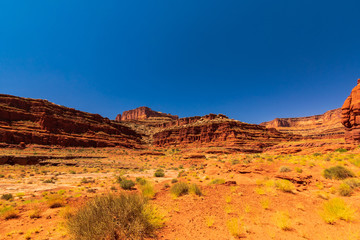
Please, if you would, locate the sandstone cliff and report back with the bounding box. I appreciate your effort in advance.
[341,79,360,144]
[260,109,344,139]
[0,94,143,148]
[116,106,178,121]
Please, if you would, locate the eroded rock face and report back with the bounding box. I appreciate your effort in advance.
[341,79,360,143]
[0,94,143,148]
[261,109,343,139]
[153,117,299,153]
[118,106,178,121]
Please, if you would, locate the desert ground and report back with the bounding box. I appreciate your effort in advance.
[1,139,360,240]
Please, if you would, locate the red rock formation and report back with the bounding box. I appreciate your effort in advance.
[261,109,344,139]
[341,79,360,144]
[118,106,178,121]
[0,94,143,148]
[153,117,298,153]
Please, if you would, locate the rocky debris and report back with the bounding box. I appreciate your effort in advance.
[341,79,360,144]
[275,174,312,186]
[0,94,143,148]
[261,109,344,139]
[117,106,178,121]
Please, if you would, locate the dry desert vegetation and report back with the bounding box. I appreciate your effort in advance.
[1,144,360,240]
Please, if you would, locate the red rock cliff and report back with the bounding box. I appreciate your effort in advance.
[0,94,143,148]
[341,79,360,144]
[118,107,178,121]
[260,109,343,139]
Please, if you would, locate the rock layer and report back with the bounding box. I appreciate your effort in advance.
[0,94,142,148]
[117,106,178,121]
[261,109,344,139]
[341,79,360,144]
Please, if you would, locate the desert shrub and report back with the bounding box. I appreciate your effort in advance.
[120,179,135,190]
[275,180,295,193]
[320,198,355,224]
[1,194,13,201]
[29,205,42,219]
[140,183,156,199]
[295,167,303,173]
[66,193,164,240]
[116,176,124,183]
[231,159,240,165]
[171,179,178,184]
[338,183,353,196]
[46,194,65,208]
[81,177,95,184]
[0,174,4,178]
[323,166,355,180]
[313,152,322,157]
[154,169,165,177]
[279,166,291,173]
[274,211,292,231]
[189,184,202,196]
[210,179,225,185]
[344,178,360,189]
[1,207,19,220]
[205,216,215,228]
[170,182,189,197]
[335,148,348,153]
[136,177,148,185]
[226,218,245,238]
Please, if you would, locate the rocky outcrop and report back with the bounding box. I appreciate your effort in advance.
[341,79,360,144]
[153,117,299,153]
[0,94,143,148]
[117,106,178,121]
[260,109,344,139]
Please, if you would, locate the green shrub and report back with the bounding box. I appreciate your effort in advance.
[231,159,240,165]
[338,183,353,196]
[210,179,225,185]
[140,183,156,199]
[154,169,165,177]
[1,194,13,201]
[136,177,148,185]
[275,180,295,193]
[335,148,348,153]
[46,194,65,208]
[67,194,165,240]
[279,166,291,173]
[170,182,189,197]
[189,184,202,196]
[120,179,135,190]
[323,166,355,180]
[171,179,178,184]
[320,198,355,224]
[344,178,360,189]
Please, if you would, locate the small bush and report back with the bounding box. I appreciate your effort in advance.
[275,180,295,193]
[323,166,355,180]
[226,218,245,238]
[2,208,19,220]
[189,184,202,196]
[1,194,13,201]
[231,159,240,165]
[205,216,215,228]
[210,179,225,185]
[338,183,353,196]
[141,183,156,199]
[29,206,42,219]
[279,166,291,173]
[344,178,360,189]
[136,177,148,185]
[320,198,355,224]
[120,179,135,190]
[46,194,65,208]
[154,169,165,177]
[335,148,348,153]
[66,193,164,240]
[171,179,178,184]
[171,182,189,197]
[274,211,292,231]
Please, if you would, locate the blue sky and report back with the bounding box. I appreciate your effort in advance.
[0,1,359,123]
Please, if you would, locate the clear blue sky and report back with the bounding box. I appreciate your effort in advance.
[1,1,359,123]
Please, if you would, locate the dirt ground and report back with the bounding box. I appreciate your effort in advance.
[0,144,360,240]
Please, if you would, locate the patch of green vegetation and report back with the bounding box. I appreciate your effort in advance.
[67,193,165,240]
[279,166,291,173]
[154,169,165,177]
[209,179,225,185]
[320,198,355,224]
[323,166,355,180]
